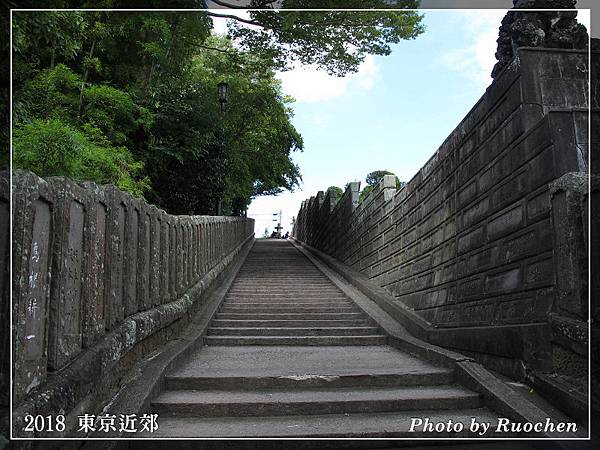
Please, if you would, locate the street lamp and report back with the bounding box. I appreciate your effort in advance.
[217,82,229,113]
[215,81,229,215]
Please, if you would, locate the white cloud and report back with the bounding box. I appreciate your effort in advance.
[438,7,593,89]
[211,18,228,35]
[356,55,378,89]
[208,8,255,35]
[437,10,506,91]
[210,8,380,104]
[277,68,350,103]
[277,55,380,103]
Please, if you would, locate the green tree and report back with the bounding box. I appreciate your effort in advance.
[209,7,424,76]
[365,170,404,188]
[13,63,153,197]
[12,10,87,79]
[359,170,405,203]
[145,36,302,215]
[11,7,424,214]
[326,186,343,204]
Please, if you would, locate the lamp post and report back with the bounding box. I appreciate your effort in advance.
[217,81,229,113]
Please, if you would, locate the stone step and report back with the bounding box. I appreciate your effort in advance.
[223,300,353,305]
[216,312,366,320]
[210,319,373,327]
[225,295,350,301]
[219,306,359,313]
[217,310,360,316]
[226,297,348,302]
[230,282,334,287]
[226,296,348,300]
[221,302,358,312]
[223,300,351,304]
[152,385,481,417]
[218,310,360,316]
[230,286,334,291]
[234,270,326,273]
[168,346,455,379]
[226,292,347,298]
[136,408,503,438]
[227,287,344,292]
[233,275,327,279]
[165,370,454,391]
[234,278,328,281]
[204,336,387,346]
[207,327,381,336]
[232,275,331,279]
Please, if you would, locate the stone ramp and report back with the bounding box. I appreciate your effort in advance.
[144,240,502,438]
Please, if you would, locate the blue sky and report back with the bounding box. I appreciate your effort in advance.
[211,8,591,236]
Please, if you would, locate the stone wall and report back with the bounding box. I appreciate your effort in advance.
[294,48,593,403]
[7,170,253,432]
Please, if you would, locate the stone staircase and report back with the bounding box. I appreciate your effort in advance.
[145,240,501,438]
[205,239,386,345]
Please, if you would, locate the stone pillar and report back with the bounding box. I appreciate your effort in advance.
[347,181,361,209]
[182,221,188,291]
[160,212,170,305]
[187,222,193,286]
[137,206,151,312]
[47,178,87,371]
[201,221,206,273]
[104,185,126,329]
[149,209,161,308]
[79,181,108,348]
[123,201,139,317]
[12,172,54,400]
[192,220,199,281]
[547,171,592,387]
[550,173,588,319]
[169,218,177,301]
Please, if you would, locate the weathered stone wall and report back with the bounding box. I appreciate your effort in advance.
[8,170,254,426]
[294,48,592,395]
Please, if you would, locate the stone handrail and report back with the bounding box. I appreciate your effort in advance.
[7,170,254,416]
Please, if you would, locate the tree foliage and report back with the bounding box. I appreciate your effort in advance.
[13,119,150,196]
[365,170,404,188]
[326,186,343,204]
[11,7,423,214]
[216,7,424,75]
[359,170,405,203]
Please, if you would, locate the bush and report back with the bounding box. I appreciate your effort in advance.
[18,64,81,123]
[13,118,150,197]
[82,84,152,145]
[17,64,152,148]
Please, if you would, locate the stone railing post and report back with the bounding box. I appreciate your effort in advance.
[547,172,591,370]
